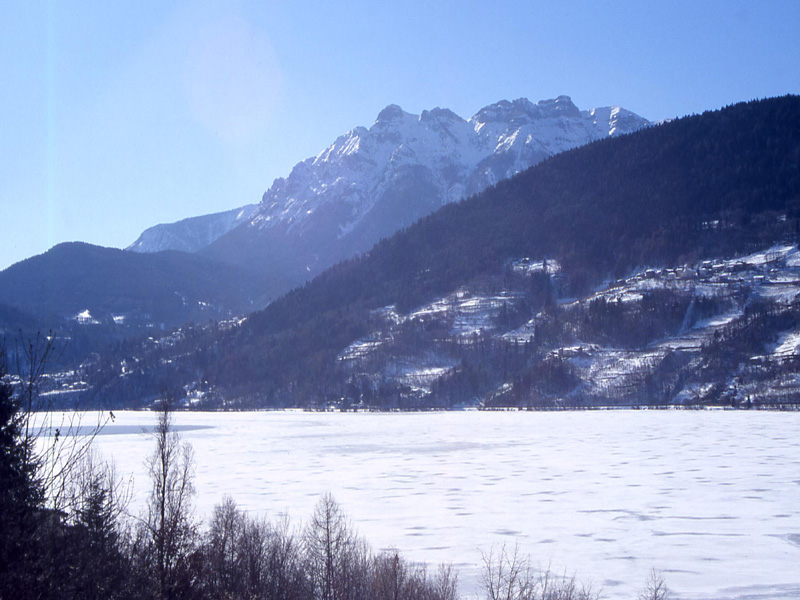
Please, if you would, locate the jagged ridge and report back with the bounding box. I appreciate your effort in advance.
[200,96,649,298]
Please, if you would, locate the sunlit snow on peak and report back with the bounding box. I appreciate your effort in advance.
[243,96,648,278]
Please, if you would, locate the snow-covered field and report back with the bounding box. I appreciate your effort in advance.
[78,410,800,600]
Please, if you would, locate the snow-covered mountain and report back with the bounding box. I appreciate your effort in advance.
[128,204,258,253]
[253,96,647,233]
[202,96,649,297]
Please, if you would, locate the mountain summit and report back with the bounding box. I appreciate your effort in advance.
[199,96,650,298]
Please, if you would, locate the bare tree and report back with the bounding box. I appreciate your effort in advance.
[67,448,132,529]
[257,514,310,600]
[14,332,58,424]
[144,400,198,600]
[431,563,460,600]
[13,332,111,511]
[481,543,599,600]
[481,543,535,600]
[204,495,246,597]
[371,550,458,600]
[304,493,369,600]
[638,568,670,600]
[371,551,414,600]
[66,449,135,600]
[2,345,133,599]
[202,499,311,600]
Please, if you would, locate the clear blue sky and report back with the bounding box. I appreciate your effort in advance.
[1,0,799,271]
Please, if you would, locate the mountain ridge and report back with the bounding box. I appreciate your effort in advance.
[5,95,646,365]
[127,204,258,254]
[0,241,268,337]
[80,96,800,409]
[197,95,649,299]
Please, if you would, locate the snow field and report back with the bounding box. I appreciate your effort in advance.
[76,410,800,600]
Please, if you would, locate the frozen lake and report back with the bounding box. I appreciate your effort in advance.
[75,410,800,600]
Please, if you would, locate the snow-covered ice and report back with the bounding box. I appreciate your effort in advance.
[68,410,800,600]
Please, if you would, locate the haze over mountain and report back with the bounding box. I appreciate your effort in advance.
[197,96,649,297]
[80,96,800,410]
[124,96,649,299]
[0,243,268,367]
[127,204,258,253]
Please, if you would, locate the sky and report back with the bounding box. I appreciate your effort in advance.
[1,0,799,271]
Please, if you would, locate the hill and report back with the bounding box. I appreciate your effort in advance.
[80,96,800,408]
[5,95,647,367]
[0,242,269,366]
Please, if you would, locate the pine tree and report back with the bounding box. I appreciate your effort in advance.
[0,348,45,597]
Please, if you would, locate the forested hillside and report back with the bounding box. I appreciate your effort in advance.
[80,96,800,409]
[0,243,271,366]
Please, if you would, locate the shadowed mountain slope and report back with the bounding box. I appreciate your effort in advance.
[0,242,268,329]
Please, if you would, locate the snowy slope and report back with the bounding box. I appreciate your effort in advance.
[335,243,800,406]
[128,204,258,253]
[202,96,649,293]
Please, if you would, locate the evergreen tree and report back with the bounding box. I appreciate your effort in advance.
[0,349,44,597]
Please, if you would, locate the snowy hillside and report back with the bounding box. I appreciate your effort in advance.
[74,243,800,411]
[202,96,649,293]
[128,204,258,253]
[335,244,800,408]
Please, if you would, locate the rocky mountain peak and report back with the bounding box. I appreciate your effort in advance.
[195,96,650,300]
[536,95,581,118]
[374,104,409,125]
[420,107,463,123]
